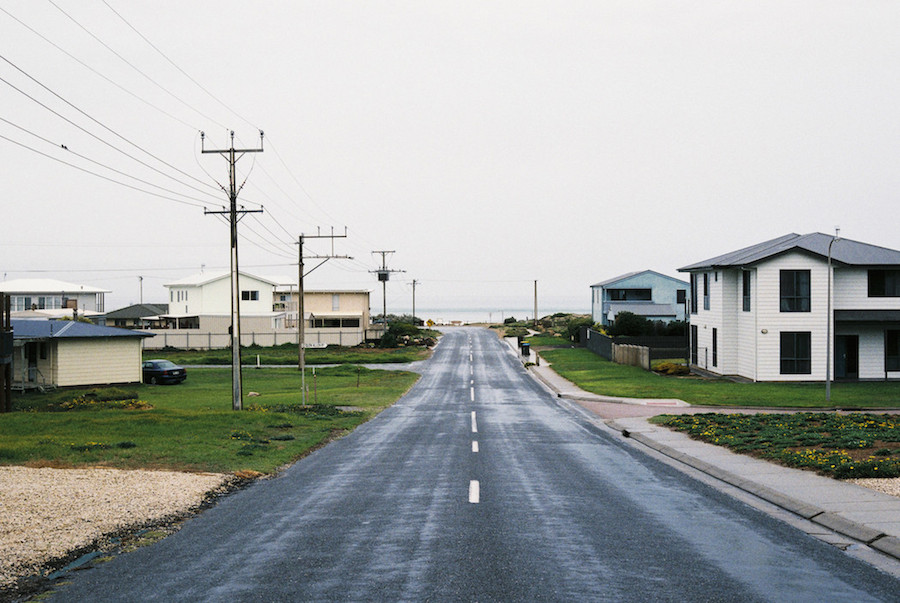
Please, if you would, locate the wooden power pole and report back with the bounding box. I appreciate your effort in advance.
[202,130,264,411]
[296,228,350,403]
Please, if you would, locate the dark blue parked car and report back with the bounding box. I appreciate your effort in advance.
[142,359,187,385]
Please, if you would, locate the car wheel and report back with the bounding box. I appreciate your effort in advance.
[150,376,158,385]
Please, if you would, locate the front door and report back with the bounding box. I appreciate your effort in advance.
[835,335,859,380]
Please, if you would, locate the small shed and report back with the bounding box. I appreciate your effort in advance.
[10,319,152,390]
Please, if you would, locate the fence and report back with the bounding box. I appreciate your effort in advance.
[142,328,364,350]
[580,327,688,371]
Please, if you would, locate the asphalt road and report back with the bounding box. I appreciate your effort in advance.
[50,328,900,602]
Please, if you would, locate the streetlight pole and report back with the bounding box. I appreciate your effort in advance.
[826,228,840,402]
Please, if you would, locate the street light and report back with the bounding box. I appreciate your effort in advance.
[826,228,840,402]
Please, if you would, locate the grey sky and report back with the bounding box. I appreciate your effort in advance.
[3,1,899,315]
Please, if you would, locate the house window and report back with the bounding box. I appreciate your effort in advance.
[868,270,900,297]
[712,328,718,367]
[780,270,810,312]
[241,290,259,301]
[703,273,710,311]
[608,289,652,301]
[886,330,900,372]
[742,271,751,312]
[332,294,340,311]
[691,325,698,364]
[690,275,698,314]
[780,332,811,374]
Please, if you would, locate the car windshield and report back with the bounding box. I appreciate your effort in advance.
[152,360,178,369]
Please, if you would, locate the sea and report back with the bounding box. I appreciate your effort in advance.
[399,308,587,326]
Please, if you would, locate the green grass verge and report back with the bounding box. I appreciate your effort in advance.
[524,334,573,347]
[145,343,430,366]
[540,348,900,408]
[654,413,900,478]
[0,366,418,474]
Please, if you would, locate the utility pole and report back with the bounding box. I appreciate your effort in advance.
[370,251,405,335]
[202,130,264,411]
[534,280,538,328]
[1,295,12,413]
[138,276,143,305]
[296,228,350,403]
[411,279,418,326]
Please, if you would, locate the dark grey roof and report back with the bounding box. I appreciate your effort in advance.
[11,319,152,340]
[592,269,688,288]
[103,303,169,319]
[679,233,900,271]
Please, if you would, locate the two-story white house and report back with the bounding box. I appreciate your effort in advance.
[0,278,109,315]
[590,270,689,326]
[679,233,900,382]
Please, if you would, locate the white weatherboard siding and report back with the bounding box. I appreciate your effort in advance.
[755,252,829,381]
[736,269,758,380]
[55,339,142,387]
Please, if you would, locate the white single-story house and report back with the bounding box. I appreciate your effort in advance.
[10,319,151,389]
[591,270,689,326]
[679,232,900,382]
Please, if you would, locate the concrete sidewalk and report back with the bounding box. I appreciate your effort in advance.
[607,416,900,563]
[519,348,900,565]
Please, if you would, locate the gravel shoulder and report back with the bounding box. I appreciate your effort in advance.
[0,466,230,592]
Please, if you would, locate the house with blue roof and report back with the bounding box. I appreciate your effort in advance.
[678,232,900,382]
[10,319,151,390]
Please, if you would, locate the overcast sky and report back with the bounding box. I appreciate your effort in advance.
[3,1,900,316]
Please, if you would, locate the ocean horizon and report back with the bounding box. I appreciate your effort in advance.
[392,307,588,325]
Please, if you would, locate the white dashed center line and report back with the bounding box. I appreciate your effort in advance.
[469,480,480,504]
[472,441,479,453]
[471,411,478,433]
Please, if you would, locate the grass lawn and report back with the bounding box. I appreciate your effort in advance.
[524,334,574,348]
[653,413,900,479]
[540,348,900,408]
[0,366,418,474]
[147,344,430,366]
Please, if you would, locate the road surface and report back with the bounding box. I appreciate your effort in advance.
[50,328,899,601]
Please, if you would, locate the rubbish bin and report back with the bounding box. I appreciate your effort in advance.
[521,342,530,357]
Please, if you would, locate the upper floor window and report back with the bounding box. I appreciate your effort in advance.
[703,273,710,310]
[608,288,652,301]
[690,275,698,314]
[780,270,810,312]
[241,290,259,301]
[332,294,341,311]
[868,269,900,297]
[741,271,751,312]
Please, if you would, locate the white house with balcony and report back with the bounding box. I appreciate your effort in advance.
[0,278,108,316]
[140,271,372,349]
[678,233,900,382]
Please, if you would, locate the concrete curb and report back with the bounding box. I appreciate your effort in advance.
[607,419,899,562]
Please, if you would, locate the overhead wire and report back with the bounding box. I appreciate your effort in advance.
[0,5,199,131]
[47,0,228,131]
[0,54,223,200]
[0,132,206,209]
[0,116,218,207]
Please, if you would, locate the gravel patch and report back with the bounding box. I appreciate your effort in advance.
[0,466,228,589]
[847,477,900,498]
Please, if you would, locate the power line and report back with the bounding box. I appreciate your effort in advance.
[0,132,206,209]
[100,0,259,131]
[47,0,228,131]
[0,5,199,131]
[0,116,215,207]
[0,53,220,196]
